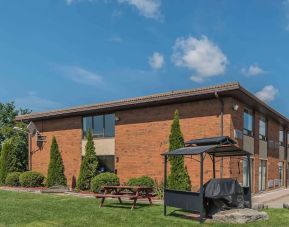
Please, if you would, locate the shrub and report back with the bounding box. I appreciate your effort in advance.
[127,176,154,187]
[168,110,191,191]
[153,180,164,200]
[77,129,98,190]
[46,136,67,187]
[90,173,119,193]
[19,171,44,187]
[5,172,21,186]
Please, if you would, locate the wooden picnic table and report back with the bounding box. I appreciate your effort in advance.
[95,185,154,210]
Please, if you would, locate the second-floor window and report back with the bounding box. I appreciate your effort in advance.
[288,131,289,145]
[259,116,267,141]
[279,127,284,146]
[83,114,115,138]
[243,108,253,136]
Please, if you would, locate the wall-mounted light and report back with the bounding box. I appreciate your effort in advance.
[115,116,120,121]
[233,104,239,111]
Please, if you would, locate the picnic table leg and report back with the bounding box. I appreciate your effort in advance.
[99,197,105,208]
[148,196,152,205]
[131,198,137,210]
[118,197,122,204]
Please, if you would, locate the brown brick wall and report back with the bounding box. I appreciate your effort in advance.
[31,116,82,187]
[27,96,286,193]
[115,98,233,185]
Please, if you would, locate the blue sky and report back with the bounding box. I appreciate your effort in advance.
[0,0,289,117]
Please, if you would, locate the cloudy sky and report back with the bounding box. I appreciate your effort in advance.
[0,0,288,116]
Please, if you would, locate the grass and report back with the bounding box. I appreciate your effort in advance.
[0,190,288,227]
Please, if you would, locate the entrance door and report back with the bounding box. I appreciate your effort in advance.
[259,160,267,191]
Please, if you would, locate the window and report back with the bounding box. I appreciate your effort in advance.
[97,155,115,173]
[243,108,253,136]
[83,114,115,138]
[259,160,267,191]
[243,158,253,188]
[287,131,289,145]
[279,127,284,146]
[259,116,267,141]
[278,162,284,186]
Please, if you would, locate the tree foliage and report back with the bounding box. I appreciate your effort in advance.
[46,136,67,187]
[77,129,98,190]
[167,110,191,191]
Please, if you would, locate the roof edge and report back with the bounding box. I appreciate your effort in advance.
[16,82,240,121]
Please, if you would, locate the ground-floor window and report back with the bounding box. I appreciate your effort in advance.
[97,155,115,173]
[243,158,253,188]
[258,160,267,191]
[278,161,284,186]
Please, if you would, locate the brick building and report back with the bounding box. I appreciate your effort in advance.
[16,82,289,193]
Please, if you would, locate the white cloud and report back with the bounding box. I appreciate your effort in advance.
[148,52,164,69]
[57,65,103,86]
[118,0,162,20]
[255,85,279,103]
[15,92,63,112]
[241,64,265,76]
[172,35,228,83]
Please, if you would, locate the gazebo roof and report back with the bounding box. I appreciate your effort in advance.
[162,136,251,157]
[185,136,236,146]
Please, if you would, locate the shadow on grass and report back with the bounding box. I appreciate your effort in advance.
[167,209,202,222]
[100,202,153,210]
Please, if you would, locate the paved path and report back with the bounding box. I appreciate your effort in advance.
[253,188,289,208]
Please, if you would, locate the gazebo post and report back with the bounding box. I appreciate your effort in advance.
[164,155,167,216]
[247,154,252,208]
[199,153,204,222]
[212,155,216,179]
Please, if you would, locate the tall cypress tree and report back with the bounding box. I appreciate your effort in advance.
[168,110,191,191]
[0,139,12,185]
[46,136,67,187]
[77,129,98,190]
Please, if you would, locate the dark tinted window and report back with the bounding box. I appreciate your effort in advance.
[93,115,104,136]
[259,116,267,140]
[83,116,93,137]
[104,114,115,137]
[243,108,253,136]
[83,114,115,138]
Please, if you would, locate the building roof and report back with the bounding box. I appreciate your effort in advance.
[15,82,289,127]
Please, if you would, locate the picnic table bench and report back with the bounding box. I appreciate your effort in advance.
[95,186,154,210]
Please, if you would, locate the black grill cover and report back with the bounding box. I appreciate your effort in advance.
[204,178,245,216]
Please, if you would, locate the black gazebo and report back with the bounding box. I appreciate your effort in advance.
[162,136,252,222]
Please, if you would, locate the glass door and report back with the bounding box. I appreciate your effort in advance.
[259,160,267,191]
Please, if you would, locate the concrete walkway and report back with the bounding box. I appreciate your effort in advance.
[252,188,289,208]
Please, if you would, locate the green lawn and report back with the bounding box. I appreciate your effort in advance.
[0,190,288,227]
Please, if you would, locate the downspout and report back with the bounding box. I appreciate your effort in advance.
[284,128,289,188]
[215,91,224,178]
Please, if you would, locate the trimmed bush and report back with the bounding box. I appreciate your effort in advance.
[19,171,44,187]
[77,129,98,190]
[168,110,191,191]
[46,136,67,187]
[127,176,154,187]
[5,172,21,186]
[90,173,119,193]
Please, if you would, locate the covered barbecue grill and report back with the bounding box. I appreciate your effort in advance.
[162,136,252,222]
